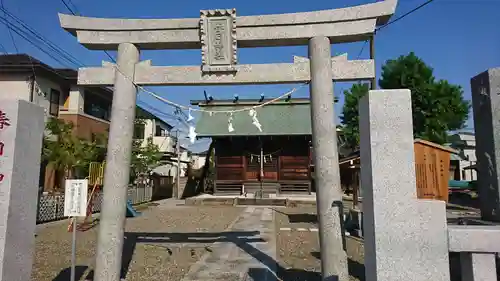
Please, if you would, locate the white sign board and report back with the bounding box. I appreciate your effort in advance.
[64,179,88,217]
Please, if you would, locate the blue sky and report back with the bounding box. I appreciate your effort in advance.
[1,0,499,151]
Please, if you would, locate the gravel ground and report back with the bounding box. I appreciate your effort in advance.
[274,207,365,281]
[32,203,244,281]
[273,207,499,281]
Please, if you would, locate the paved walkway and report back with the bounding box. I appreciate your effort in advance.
[181,207,278,281]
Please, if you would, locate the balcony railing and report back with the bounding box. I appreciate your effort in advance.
[152,135,175,153]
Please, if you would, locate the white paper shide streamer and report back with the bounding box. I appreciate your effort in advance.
[184,108,196,144]
[188,125,197,144]
[187,108,194,122]
[249,108,262,132]
[227,112,234,132]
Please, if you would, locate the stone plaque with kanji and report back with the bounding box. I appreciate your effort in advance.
[200,9,237,73]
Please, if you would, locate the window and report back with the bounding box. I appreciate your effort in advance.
[133,124,145,140]
[49,89,60,116]
[461,170,466,181]
[155,125,167,137]
[84,91,111,121]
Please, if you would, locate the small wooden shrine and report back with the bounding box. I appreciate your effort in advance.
[339,138,458,205]
[191,98,316,196]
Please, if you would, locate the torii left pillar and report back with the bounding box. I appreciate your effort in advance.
[94,43,139,281]
[309,36,349,281]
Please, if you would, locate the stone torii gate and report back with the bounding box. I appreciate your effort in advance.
[59,1,397,280]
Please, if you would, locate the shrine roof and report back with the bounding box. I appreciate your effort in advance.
[191,98,313,137]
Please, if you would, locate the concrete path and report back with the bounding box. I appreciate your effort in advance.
[181,207,278,281]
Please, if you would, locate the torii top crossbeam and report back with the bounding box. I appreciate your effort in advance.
[58,0,397,86]
[59,0,397,50]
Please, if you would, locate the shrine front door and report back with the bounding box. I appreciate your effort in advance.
[246,153,278,181]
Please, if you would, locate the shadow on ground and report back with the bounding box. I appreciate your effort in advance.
[311,251,365,281]
[273,208,318,225]
[248,267,321,281]
[287,213,317,224]
[118,231,329,281]
[52,266,94,281]
[448,193,480,209]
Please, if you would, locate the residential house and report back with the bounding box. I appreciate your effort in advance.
[0,54,113,190]
[133,107,192,180]
[134,106,175,154]
[0,54,191,191]
[448,131,477,181]
[0,54,112,140]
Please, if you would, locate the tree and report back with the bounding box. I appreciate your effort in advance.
[340,52,470,148]
[42,118,102,191]
[129,119,163,184]
[129,137,163,183]
[339,83,370,150]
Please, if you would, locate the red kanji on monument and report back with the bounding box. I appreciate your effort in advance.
[0,142,3,156]
[0,110,10,130]
[0,174,4,183]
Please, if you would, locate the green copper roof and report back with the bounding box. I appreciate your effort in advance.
[194,101,312,137]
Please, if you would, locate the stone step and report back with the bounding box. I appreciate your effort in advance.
[243,183,279,194]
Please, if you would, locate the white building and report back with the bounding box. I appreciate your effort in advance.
[133,106,192,179]
[449,131,477,181]
[191,151,208,170]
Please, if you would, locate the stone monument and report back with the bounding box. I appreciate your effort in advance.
[0,99,44,281]
[471,67,500,222]
[359,90,450,281]
[59,1,398,280]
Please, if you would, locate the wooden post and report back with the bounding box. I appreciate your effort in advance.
[352,169,359,209]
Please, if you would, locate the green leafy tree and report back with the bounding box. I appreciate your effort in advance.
[130,137,163,184]
[43,117,164,189]
[42,118,102,190]
[129,119,163,184]
[340,52,470,148]
[339,83,370,150]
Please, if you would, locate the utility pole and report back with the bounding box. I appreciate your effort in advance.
[175,130,181,199]
[259,145,264,199]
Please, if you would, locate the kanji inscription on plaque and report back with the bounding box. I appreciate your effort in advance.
[200,9,237,73]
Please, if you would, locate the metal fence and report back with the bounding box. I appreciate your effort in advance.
[36,185,153,224]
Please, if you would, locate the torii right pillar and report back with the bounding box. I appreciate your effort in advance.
[471,67,500,222]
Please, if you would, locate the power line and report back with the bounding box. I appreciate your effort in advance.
[60,0,76,16]
[104,51,116,63]
[0,14,74,67]
[137,100,186,124]
[0,12,81,68]
[1,0,18,53]
[66,0,81,15]
[356,41,367,59]
[59,0,116,63]
[0,6,84,67]
[377,0,435,32]
[0,1,39,86]
[356,0,435,59]
[0,42,7,53]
